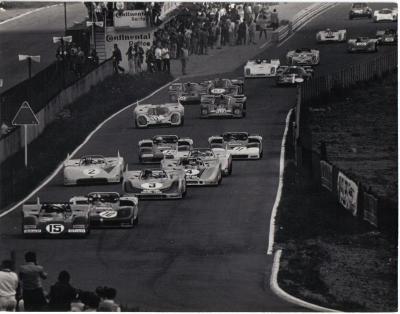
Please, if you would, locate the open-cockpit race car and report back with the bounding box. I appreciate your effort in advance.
[316,29,347,43]
[244,59,281,78]
[70,192,139,228]
[63,153,125,186]
[168,82,210,103]
[200,93,247,118]
[276,66,313,85]
[347,37,379,52]
[376,29,397,44]
[133,103,184,128]
[373,8,397,22]
[161,156,222,186]
[123,168,186,199]
[349,3,372,19]
[187,148,232,176]
[22,199,90,237]
[208,132,263,159]
[138,135,193,163]
[286,48,320,65]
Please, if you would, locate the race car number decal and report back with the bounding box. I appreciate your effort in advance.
[99,211,118,219]
[45,224,65,234]
[185,169,200,176]
[141,182,163,189]
[83,168,101,176]
[211,88,226,94]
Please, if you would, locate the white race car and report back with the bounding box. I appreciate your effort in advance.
[244,59,281,78]
[208,132,263,160]
[188,148,232,176]
[286,48,320,66]
[316,29,347,43]
[63,153,125,186]
[349,3,372,19]
[133,102,184,128]
[373,8,397,22]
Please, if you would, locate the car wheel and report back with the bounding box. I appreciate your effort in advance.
[260,150,263,158]
[374,45,378,52]
[218,173,222,185]
[228,162,233,175]
[133,216,139,226]
[180,116,185,126]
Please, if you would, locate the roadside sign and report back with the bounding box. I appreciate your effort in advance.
[12,101,39,125]
[53,36,72,44]
[18,55,40,63]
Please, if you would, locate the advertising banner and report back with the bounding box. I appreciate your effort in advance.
[337,171,358,216]
[320,160,333,191]
[114,10,147,29]
[105,28,153,70]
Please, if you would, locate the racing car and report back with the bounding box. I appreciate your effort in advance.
[376,29,397,44]
[349,3,372,19]
[63,153,125,186]
[161,156,222,186]
[200,93,246,118]
[22,199,90,237]
[208,132,263,159]
[373,8,397,22]
[204,78,244,95]
[168,82,210,103]
[70,192,139,228]
[123,168,186,199]
[188,147,232,176]
[347,37,379,52]
[244,59,281,78]
[138,135,193,163]
[286,48,320,66]
[133,102,184,128]
[316,29,347,43]
[276,66,313,86]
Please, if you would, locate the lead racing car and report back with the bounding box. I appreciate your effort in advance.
[168,82,210,103]
[200,93,247,118]
[373,8,397,22]
[161,156,222,186]
[70,192,139,228]
[138,135,193,163]
[133,102,184,128]
[316,29,347,43]
[123,168,186,199]
[63,153,125,186]
[276,66,313,86]
[376,29,397,44]
[243,59,281,78]
[347,37,379,52]
[22,199,90,237]
[286,48,320,66]
[208,132,263,159]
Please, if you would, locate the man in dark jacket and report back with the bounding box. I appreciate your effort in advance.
[112,44,124,73]
[48,271,76,311]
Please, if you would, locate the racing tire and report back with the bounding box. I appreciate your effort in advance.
[374,45,378,52]
[217,173,222,185]
[180,116,185,126]
[260,150,263,158]
[228,162,233,175]
[133,216,139,227]
[182,189,187,198]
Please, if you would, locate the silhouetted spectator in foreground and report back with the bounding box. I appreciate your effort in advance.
[97,287,121,312]
[0,260,18,311]
[48,270,76,311]
[19,251,48,311]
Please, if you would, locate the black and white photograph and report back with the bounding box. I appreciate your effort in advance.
[0,0,397,312]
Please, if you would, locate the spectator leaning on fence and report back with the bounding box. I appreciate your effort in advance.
[0,260,18,311]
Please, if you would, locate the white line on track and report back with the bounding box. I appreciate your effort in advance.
[270,249,339,312]
[0,78,179,219]
[259,39,272,49]
[277,3,338,48]
[267,108,292,255]
[0,4,60,25]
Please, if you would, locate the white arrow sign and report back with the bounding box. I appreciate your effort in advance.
[53,36,73,44]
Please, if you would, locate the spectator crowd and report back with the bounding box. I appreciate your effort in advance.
[0,252,123,312]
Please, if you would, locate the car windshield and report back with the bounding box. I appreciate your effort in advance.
[148,106,169,116]
[41,204,71,214]
[181,158,202,166]
[352,3,367,8]
[80,156,105,166]
[223,133,248,141]
[190,149,214,158]
[212,79,229,88]
[380,9,392,14]
[141,170,167,179]
[88,193,119,203]
[295,48,311,53]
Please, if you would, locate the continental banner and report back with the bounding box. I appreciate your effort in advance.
[337,171,358,216]
[105,28,154,70]
[114,10,147,29]
[320,160,333,191]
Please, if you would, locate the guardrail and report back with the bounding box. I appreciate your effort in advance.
[271,3,337,43]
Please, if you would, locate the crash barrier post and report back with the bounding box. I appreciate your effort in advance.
[0,59,113,164]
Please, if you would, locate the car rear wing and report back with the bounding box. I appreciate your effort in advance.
[208,136,225,149]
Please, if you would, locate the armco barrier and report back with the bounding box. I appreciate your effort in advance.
[272,3,337,43]
[0,59,113,164]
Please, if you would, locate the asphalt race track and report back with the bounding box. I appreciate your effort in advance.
[0,3,396,311]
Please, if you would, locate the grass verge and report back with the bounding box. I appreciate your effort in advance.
[1,72,173,209]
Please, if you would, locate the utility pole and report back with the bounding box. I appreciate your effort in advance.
[64,2,67,35]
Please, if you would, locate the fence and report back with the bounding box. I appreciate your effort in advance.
[294,51,397,237]
[301,50,397,101]
[0,59,101,126]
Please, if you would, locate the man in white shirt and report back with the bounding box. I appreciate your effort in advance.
[154,42,162,71]
[0,260,19,311]
[161,44,170,73]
